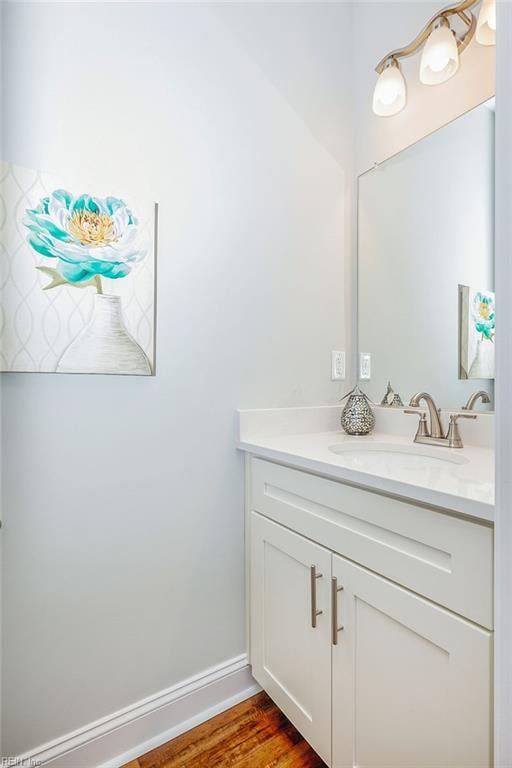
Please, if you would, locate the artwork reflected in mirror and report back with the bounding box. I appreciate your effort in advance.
[459,286,495,380]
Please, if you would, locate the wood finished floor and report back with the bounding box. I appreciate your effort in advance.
[122,692,327,768]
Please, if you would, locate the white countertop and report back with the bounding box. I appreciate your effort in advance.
[237,428,495,523]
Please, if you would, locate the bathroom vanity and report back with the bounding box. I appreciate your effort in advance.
[238,407,494,768]
[238,95,496,767]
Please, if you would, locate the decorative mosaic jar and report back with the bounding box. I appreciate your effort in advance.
[340,386,375,436]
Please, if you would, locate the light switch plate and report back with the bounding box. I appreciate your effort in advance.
[331,351,345,381]
[359,352,371,380]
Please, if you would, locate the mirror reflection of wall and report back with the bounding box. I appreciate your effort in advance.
[358,99,495,412]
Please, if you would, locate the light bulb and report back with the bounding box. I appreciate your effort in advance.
[476,0,496,45]
[372,60,406,117]
[420,19,459,85]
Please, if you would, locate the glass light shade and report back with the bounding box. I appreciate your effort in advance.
[476,0,496,45]
[372,62,406,117]
[420,21,459,85]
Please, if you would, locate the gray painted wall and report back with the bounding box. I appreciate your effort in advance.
[1,1,352,754]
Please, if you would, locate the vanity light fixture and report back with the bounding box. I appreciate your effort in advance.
[373,0,495,116]
[372,59,407,117]
[476,0,496,45]
[420,18,459,85]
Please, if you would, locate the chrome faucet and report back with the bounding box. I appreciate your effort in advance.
[405,391,476,448]
[407,392,444,437]
[462,390,491,411]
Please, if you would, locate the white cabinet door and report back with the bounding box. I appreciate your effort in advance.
[250,511,332,765]
[332,554,492,768]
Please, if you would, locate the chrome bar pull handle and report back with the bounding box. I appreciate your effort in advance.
[331,576,344,645]
[310,565,323,628]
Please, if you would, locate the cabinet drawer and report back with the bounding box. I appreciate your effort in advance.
[250,458,493,629]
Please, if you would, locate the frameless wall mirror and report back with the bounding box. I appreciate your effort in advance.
[358,98,495,412]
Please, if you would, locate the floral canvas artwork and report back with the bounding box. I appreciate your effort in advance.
[0,163,156,375]
[459,285,495,380]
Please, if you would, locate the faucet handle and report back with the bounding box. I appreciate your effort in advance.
[446,413,476,448]
[404,409,430,439]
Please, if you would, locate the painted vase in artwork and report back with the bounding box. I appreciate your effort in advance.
[468,337,494,379]
[56,294,151,375]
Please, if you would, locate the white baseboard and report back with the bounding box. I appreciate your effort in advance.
[17,654,260,768]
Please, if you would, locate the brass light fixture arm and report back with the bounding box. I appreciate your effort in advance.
[375,0,478,74]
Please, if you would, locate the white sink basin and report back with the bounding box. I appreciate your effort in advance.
[328,441,469,469]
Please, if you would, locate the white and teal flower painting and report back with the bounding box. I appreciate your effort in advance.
[471,291,495,342]
[0,163,155,375]
[23,189,147,293]
[459,285,495,380]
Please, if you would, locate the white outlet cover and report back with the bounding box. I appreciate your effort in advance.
[331,351,345,381]
[360,352,371,380]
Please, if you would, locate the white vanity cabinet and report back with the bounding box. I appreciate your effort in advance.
[250,512,332,764]
[247,457,493,768]
[331,555,492,768]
